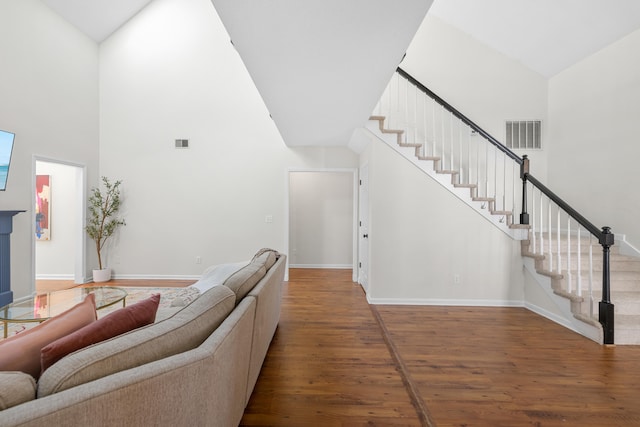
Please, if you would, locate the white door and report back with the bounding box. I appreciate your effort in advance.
[358,164,369,291]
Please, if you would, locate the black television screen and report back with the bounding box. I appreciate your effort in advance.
[0,129,15,191]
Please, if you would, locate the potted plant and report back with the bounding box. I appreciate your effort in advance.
[85,176,126,282]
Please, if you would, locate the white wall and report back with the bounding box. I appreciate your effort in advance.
[364,136,524,304]
[548,28,640,249]
[402,14,549,179]
[0,1,99,298]
[99,0,358,277]
[35,161,77,278]
[289,171,354,268]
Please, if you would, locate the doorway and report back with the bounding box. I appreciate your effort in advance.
[33,158,85,291]
[286,169,358,281]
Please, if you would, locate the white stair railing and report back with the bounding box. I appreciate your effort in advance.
[374,69,523,225]
[372,67,615,344]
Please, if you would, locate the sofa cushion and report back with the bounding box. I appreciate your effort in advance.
[0,372,37,410]
[37,285,236,397]
[40,294,161,373]
[0,294,97,379]
[252,248,279,270]
[252,250,278,271]
[222,262,266,304]
[191,261,247,294]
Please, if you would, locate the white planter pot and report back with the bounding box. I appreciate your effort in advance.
[92,267,112,283]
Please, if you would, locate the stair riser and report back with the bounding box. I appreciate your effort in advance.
[525,238,623,256]
[615,329,640,345]
[591,298,640,316]
[560,279,639,293]
[539,258,640,273]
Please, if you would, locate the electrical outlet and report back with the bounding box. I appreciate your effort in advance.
[196,256,202,265]
[265,215,273,223]
[453,274,461,285]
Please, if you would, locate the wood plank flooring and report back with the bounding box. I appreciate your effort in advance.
[243,269,640,427]
[242,268,421,426]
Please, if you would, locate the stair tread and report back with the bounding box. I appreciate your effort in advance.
[453,183,478,188]
[381,129,404,134]
[436,170,459,174]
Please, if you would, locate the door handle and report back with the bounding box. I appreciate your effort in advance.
[363,234,368,238]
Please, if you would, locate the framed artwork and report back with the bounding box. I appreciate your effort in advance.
[35,175,51,241]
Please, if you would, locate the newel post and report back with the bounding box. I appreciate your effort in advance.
[599,226,615,345]
[519,155,530,225]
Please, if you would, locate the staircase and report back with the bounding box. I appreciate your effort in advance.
[365,67,640,345]
[366,115,528,240]
[521,234,640,344]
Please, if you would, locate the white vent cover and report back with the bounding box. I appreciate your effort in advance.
[175,139,189,149]
[505,121,541,149]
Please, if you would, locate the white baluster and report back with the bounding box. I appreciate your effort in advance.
[588,234,593,316]
[567,218,572,293]
[485,138,489,198]
[548,201,553,272]
[413,85,418,144]
[442,106,446,168]
[449,112,454,171]
[531,186,537,254]
[539,191,544,255]
[476,133,480,195]
[431,99,436,157]
[468,126,472,186]
[459,120,463,183]
[423,94,427,154]
[556,209,562,274]
[577,227,582,297]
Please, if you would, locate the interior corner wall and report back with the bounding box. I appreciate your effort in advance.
[98,0,358,277]
[366,136,524,305]
[0,1,99,299]
[289,171,354,268]
[548,28,640,249]
[402,14,549,179]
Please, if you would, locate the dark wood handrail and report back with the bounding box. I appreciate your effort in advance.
[526,174,603,240]
[397,67,523,164]
[392,68,615,344]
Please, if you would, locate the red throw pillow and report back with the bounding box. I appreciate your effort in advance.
[41,293,161,373]
[0,294,97,379]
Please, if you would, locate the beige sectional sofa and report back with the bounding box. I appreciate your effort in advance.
[0,251,286,427]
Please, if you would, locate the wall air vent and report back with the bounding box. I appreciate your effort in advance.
[505,121,541,149]
[175,139,189,149]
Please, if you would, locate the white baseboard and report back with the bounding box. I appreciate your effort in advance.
[366,296,524,307]
[36,274,75,280]
[524,301,576,332]
[289,264,352,269]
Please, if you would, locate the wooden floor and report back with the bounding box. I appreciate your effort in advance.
[242,269,640,427]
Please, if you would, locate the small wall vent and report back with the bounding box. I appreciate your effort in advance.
[505,121,541,149]
[175,139,189,149]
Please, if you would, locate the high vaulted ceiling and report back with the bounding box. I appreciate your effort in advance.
[40,0,640,146]
[429,0,640,77]
[41,0,153,42]
[210,0,432,146]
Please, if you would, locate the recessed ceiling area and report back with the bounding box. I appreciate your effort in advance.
[41,0,153,42]
[429,0,640,77]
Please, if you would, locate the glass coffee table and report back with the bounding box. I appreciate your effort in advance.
[0,287,127,338]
